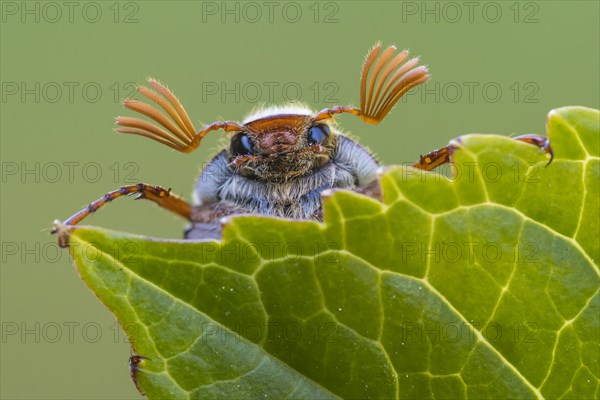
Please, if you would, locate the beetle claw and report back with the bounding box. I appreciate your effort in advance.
[513,134,554,166]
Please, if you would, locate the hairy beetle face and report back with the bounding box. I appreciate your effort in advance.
[227,113,336,181]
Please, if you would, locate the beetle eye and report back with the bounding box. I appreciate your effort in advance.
[230,133,253,156]
[308,124,330,145]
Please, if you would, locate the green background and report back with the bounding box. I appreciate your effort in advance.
[1,1,598,398]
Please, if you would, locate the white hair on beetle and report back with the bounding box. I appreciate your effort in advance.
[243,103,315,123]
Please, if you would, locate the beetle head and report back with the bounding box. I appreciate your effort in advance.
[225,107,336,180]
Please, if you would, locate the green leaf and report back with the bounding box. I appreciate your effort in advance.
[62,106,599,399]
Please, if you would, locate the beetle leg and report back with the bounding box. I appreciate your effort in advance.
[129,352,151,396]
[513,134,554,166]
[413,135,554,171]
[413,145,454,171]
[52,183,192,247]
